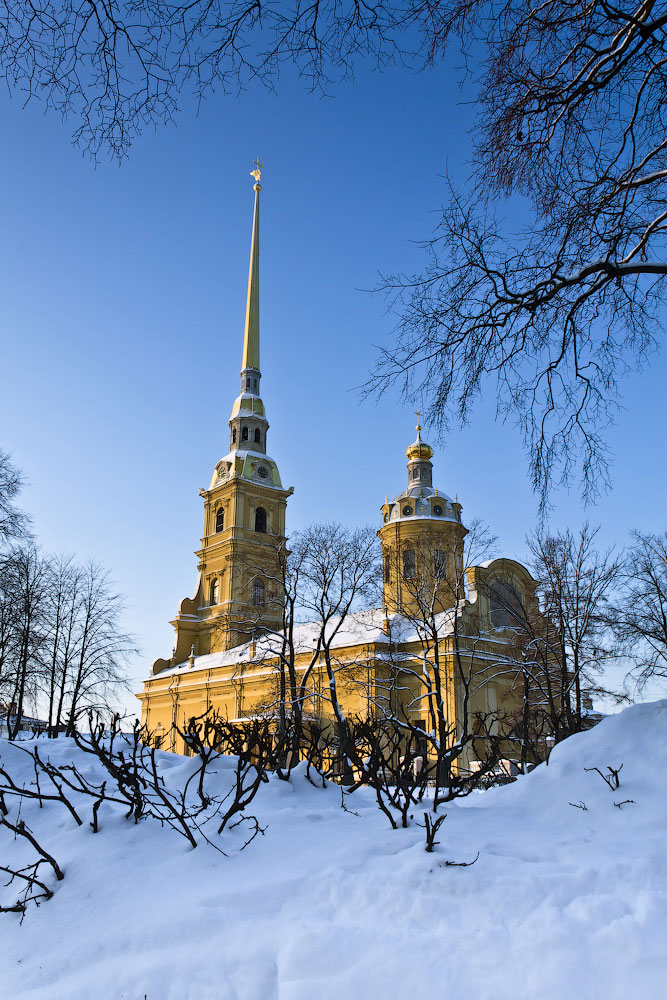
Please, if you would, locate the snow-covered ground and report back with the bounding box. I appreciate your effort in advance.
[2,701,667,1000]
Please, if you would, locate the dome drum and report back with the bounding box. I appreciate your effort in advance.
[381,492,462,526]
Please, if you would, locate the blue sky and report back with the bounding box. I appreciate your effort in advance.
[2,58,666,713]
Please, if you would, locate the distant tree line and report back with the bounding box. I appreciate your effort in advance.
[0,450,136,739]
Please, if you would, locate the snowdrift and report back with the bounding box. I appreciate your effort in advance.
[2,700,667,1000]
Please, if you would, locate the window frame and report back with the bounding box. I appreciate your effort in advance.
[402,549,416,581]
[433,549,447,580]
[254,506,267,533]
[489,579,524,628]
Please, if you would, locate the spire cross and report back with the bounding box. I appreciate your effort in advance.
[414,409,423,443]
[251,156,263,184]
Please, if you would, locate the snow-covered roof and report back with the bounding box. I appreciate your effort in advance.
[158,605,463,677]
[209,449,284,490]
[229,392,267,420]
[0,713,48,729]
[475,557,535,576]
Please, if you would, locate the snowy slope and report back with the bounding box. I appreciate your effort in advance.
[1,701,667,1000]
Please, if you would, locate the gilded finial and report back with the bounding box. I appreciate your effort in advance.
[250,156,263,190]
[406,408,433,462]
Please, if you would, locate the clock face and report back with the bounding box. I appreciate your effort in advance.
[257,466,269,480]
[402,505,413,516]
[433,504,443,516]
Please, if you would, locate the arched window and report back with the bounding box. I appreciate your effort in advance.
[215,508,224,533]
[232,428,237,444]
[433,549,446,580]
[242,426,249,442]
[254,428,261,444]
[252,578,265,606]
[209,579,218,606]
[490,580,523,628]
[253,378,258,392]
[412,468,419,479]
[255,507,267,533]
[403,549,416,580]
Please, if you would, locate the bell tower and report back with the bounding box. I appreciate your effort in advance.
[378,419,467,617]
[155,164,293,672]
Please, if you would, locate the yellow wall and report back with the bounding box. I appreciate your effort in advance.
[139,623,524,761]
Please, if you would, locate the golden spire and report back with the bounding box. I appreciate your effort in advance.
[406,409,433,462]
[242,158,262,374]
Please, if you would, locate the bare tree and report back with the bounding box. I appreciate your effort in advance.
[485,581,575,767]
[294,523,379,731]
[62,561,137,735]
[0,545,49,739]
[0,450,31,545]
[42,554,81,736]
[0,557,21,708]
[4,4,663,501]
[0,0,419,158]
[0,550,136,737]
[370,518,504,800]
[366,1,667,508]
[214,523,379,778]
[612,529,667,689]
[344,709,502,829]
[230,537,312,764]
[266,523,379,779]
[528,524,622,726]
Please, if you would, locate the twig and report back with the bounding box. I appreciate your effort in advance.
[1,817,64,881]
[584,764,623,790]
[340,787,360,816]
[423,811,447,852]
[440,851,480,868]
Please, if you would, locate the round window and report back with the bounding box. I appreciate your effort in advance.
[383,513,389,523]
[433,504,443,516]
[257,466,269,479]
[402,505,413,516]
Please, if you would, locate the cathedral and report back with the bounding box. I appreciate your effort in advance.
[137,169,539,758]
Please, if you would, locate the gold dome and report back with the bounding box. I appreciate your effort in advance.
[406,440,433,461]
